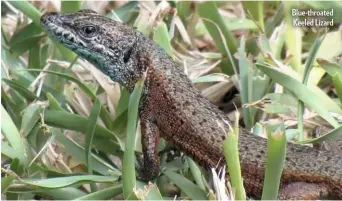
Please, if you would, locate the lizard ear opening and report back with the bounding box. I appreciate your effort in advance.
[77,9,99,15]
[123,46,133,63]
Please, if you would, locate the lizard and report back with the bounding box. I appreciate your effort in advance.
[40,9,342,199]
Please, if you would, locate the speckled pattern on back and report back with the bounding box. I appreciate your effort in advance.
[41,10,342,199]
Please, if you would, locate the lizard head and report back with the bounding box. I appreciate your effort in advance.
[41,9,141,87]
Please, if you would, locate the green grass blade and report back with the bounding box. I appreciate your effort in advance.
[315,30,342,62]
[242,1,264,32]
[297,33,325,140]
[1,89,22,127]
[284,1,302,74]
[74,184,123,200]
[9,22,42,46]
[61,1,83,13]
[187,158,206,191]
[28,45,41,69]
[20,103,42,137]
[85,99,101,171]
[198,1,237,75]
[85,99,101,191]
[8,1,42,28]
[107,1,139,23]
[1,175,16,193]
[261,124,287,200]
[23,69,113,129]
[296,102,305,141]
[43,109,124,154]
[223,114,245,200]
[265,3,284,37]
[298,124,342,144]
[43,109,120,143]
[195,17,258,37]
[1,47,36,81]
[164,170,207,200]
[302,33,325,84]
[333,73,342,104]
[257,64,340,128]
[122,79,144,199]
[20,175,118,189]
[115,87,130,119]
[298,34,325,140]
[2,26,9,45]
[191,73,229,84]
[253,123,263,136]
[238,36,253,128]
[10,35,44,56]
[1,143,18,159]
[55,132,121,176]
[177,1,192,24]
[135,181,164,200]
[318,59,342,77]
[2,79,40,101]
[36,187,87,200]
[1,105,31,167]
[153,22,173,58]
[46,93,65,111]
[23,69,93,97]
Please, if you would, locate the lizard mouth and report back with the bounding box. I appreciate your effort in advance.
[40,12,82,50]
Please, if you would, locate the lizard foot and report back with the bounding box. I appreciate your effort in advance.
[135,153,160,181]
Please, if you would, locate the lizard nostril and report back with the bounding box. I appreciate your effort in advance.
[40,12,58,25]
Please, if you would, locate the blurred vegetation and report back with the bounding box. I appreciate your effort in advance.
[1,1,342,200]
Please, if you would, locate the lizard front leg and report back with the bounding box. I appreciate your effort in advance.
[138,112,161,181]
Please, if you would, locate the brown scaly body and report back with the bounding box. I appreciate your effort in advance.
[41,10,342,199]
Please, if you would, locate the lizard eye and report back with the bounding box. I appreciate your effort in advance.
[81,26,97,37]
